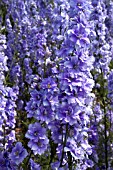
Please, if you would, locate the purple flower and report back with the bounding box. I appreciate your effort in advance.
[0,152,9,170]
[26,122,49,155]
[33,106,55,123]
[25,99,38,118]
[9,142,28,165]
[68,24,90,46]
[25,122,46,140]
[28,137,49,155]
[41,77,57,91]
[30,159,41,170]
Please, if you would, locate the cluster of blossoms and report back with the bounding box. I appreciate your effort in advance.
[89,0,113,169]
[0,0,113,169]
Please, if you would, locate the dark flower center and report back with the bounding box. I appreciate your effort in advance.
[15,151,19,156]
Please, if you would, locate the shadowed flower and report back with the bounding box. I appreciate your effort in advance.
[9,142,28,165]
[30,159,41,170]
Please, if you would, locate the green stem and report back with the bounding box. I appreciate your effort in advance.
[103,101,108,170]
[60,124,68,167]
[26,150,32,168]
[67,151,72,170]
[101,69,108,170]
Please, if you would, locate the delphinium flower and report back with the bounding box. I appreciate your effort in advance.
[0,32,19,169]
[88,103,103,169]
[1,1,26,142]
[36,0,93,169]
[34,0,94,168]
[89,0,113,169]
[105,0,113,86]
[2,0,51,168]
[0,151,11,170]
[46,0,95,169]
[24,1,94,168]
[9,142,28,165]
[105,0,113,38]
[24,2,74,168]
[0,33,17,149]
[2,0,45,143]
[0,34,8,130]
[90,0,112,77]
[0,143,27,170]
[25,122,49,155]
[1,4,29,168]
[26,76,58,124]
[3,0,32,100]
[4,86,18,149]
[4,0,50,110]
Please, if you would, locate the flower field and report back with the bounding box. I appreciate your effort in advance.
[0,0,113,169]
